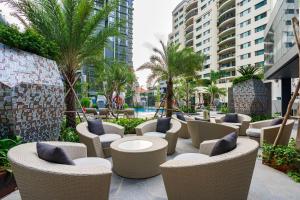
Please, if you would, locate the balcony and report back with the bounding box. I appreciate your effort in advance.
[218,0,235,13]
[185,9,198,21]
[218,7,235,20]
[218,53,235,63]
[185,0,197,13]
[218,25,235,37]
[218,11,235,28]
[185,39,193,47]
[218,34,235,46]
[185,26,193,36]
[218,45,235,54]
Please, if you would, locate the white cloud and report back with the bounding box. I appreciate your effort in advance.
[132,0,181,87]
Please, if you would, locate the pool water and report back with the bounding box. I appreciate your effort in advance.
[134,107,164,113]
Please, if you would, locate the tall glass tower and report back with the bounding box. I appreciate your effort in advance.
[83,0,134,95]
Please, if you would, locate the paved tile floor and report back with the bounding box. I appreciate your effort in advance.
[4,129,300,200]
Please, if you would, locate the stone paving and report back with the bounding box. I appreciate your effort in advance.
[4,127,300,200]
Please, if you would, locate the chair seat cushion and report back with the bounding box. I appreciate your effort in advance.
[73,157,111,169]
[100,133,122,148]
[210,132,237,156]
[222,122,242,127]
[144,132,166,138]
[246,128,261,138]
[174,153,209,161]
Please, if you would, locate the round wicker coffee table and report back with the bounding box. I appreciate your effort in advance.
[110,136,168,179]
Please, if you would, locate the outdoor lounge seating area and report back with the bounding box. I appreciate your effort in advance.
[1,0,300,199]
[3,114,300,200]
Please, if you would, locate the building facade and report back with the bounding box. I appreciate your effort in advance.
[84,0,134,95]
[264,0,299,115]
[169,0,273,101]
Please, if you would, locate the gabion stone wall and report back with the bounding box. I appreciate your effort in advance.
[231,79,271,116]
[0,43,64,142]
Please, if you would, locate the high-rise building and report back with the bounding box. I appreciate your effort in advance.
[83,0,134,95]
[169,0,273,101]
[264,0,299,115]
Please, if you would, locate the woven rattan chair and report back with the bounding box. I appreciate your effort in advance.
[246,119,294,146]
[135,119,181,155]
[160,138,259,200]
[76,122,124,158]
[215,113,252,136]
[8,142,112,200]
[187,120,239,148]
[171,114,194,139]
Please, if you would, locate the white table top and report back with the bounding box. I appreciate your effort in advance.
[118,140,153,150]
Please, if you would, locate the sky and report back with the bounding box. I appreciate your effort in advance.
[133,0,182,88]
[1,0,182,87]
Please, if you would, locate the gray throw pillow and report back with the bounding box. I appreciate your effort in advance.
[224,113,238,123]
[156,117,171,133]
[270,118,283,126]
[210,132,237,157]
[36,142,74,165]
[176,113,186,121]
[88,119,105,135]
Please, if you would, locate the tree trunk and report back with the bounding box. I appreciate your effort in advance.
[166,78,173,117]
[65,70,77,128]
[186,81,189,109]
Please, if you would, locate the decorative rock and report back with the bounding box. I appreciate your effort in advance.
[0,43,64,142]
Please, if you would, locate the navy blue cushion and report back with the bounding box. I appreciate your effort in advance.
[156,117,171,133]
[88,119,105,135]
[270,118,283,126]
[224,113,238,123]
[210,132,237,157]
[36,142,74,165]
[176,113,186,121]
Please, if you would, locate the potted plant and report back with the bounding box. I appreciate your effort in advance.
[0,136,22,198]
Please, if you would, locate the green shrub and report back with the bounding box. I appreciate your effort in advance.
[108,118,146,135]
[0,22,59,60]
[0,136,22,172]
[219,105,229,113]
[60,127,79,143]
[263,138,300,182]
[81,97,90,108]
[288,171,300,183]
[232,74,261,85]
[123,103,129,109]
[180,106,196,113]
[251,114,273,122]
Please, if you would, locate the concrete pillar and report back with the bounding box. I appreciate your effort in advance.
[281,78,291,116]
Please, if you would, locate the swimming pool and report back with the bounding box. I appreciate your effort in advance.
[134,107,164,113]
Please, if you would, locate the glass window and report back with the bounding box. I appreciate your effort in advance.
[255,37,264,44]
[287,0,295,3]
[240,42,251,49]
[286,20,292,25]
[240,19,251,28]
[255,24,266,32]
[239,0,251,6]
[255,0,267,9]
[240,30,251,38]
[285,9,295,14]
[240,8,251,17]
[240,53,251,60]
[255,49,264,56]
[255,12,267,21]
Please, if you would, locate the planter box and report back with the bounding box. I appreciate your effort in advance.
[231,79,271,116]
[0,171,17,198]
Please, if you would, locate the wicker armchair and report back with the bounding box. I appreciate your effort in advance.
[76,122,124,158]
[215,113,251,136]
[246,119,294,146]
[160,138,259,200]
[8,142,112,200]
[172,114,194,139]
[135,119,181,155]
[187,121,239,148]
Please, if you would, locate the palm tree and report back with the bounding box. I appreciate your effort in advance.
[205,84,226,105]
[137,41,204,117]
[3,0,122,128]
[96,60,135,115]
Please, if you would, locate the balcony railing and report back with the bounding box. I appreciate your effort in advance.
[219,53,235,61]
[185,9,198,21]
[218,11,235,26]
[218,34,235,43]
